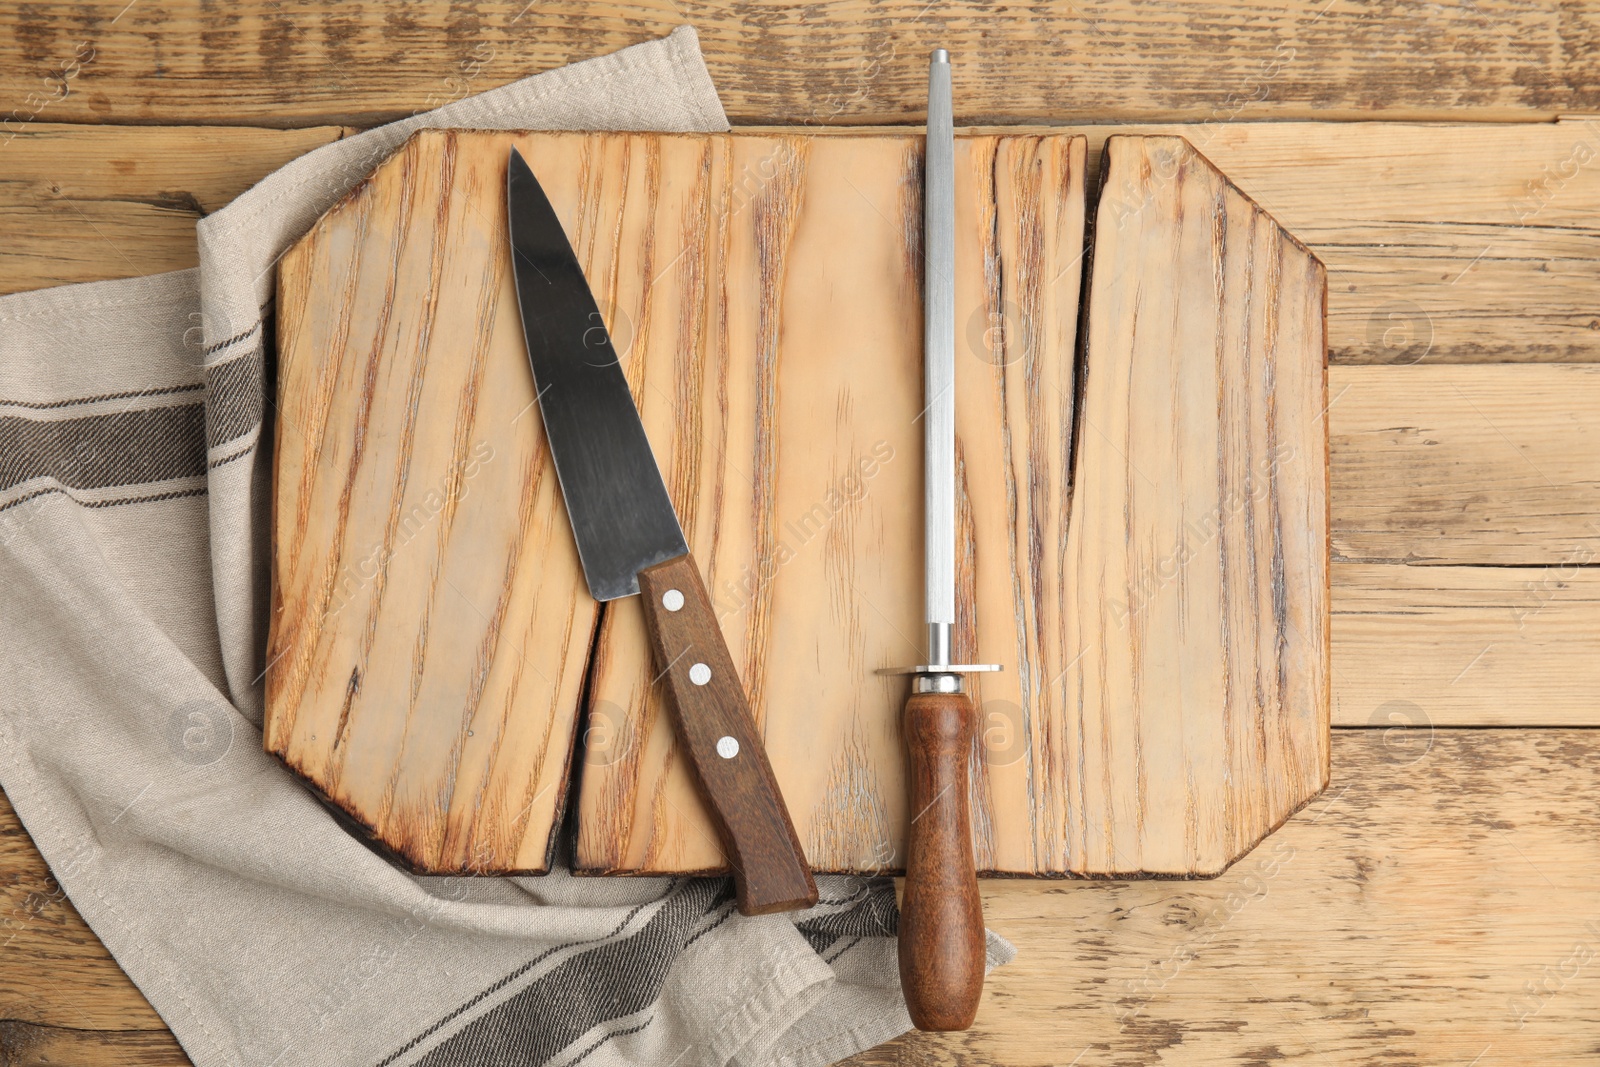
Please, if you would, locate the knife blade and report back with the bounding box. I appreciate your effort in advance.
[880,50,1002,1032]
[506,146,817,915]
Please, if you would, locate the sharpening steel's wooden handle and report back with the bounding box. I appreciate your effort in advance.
[899,688,986,1031]
[637,553,818,915]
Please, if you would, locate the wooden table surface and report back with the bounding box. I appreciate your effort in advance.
[3,4,1599,1065]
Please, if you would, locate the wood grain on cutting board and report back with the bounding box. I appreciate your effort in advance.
[269,130,599,874]
[266,128,1328,876]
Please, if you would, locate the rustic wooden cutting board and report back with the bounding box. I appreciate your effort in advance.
[266,127,1328,877]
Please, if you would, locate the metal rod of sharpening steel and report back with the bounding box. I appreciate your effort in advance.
[924,47,955,672]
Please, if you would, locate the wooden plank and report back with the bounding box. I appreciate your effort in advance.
[0,1022,189,1067]
[1028,134,1329,876]
[574,129,1103,877]
[268,131,599,874]
[1332,562,1600,728]
[11,730,1600,1065]
[1329,364,1600,564]
[0,123,347,296]
[2,2,1597,127]
[10,121,1600,365]
[846,729,1600,1067]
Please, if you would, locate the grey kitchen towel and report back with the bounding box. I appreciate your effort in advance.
[0,25,1012,1067]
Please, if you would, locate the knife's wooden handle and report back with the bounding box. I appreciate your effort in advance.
[636,553,818,915]
[899,688,985,1031]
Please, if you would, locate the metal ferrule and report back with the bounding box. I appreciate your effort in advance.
[914,673,963,694]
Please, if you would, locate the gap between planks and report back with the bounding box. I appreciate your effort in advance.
[5,0,1600,126]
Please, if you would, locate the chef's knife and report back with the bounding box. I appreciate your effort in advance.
[880,50,1002,1031]
[506,146,817,916]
